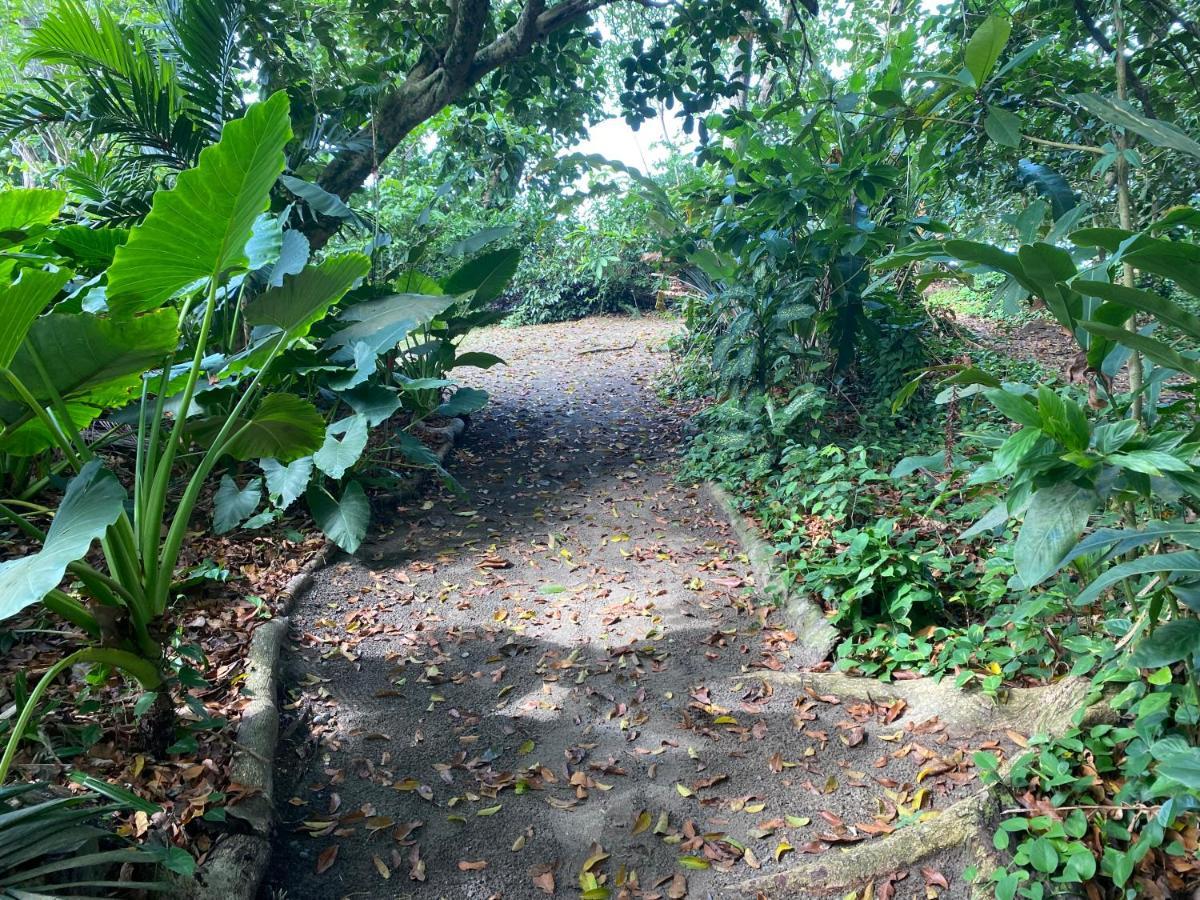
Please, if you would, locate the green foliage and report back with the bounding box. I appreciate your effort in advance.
[0,780,176,896]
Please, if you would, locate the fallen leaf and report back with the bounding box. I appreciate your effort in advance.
[531,864,556,894]
[633,810,652,835]
[316,845,338,875]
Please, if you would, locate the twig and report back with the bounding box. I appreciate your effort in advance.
[579,341,637,355]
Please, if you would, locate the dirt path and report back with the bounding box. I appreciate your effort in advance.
[263,317,997,900]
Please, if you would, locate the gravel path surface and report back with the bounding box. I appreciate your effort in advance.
[263,317,994,900]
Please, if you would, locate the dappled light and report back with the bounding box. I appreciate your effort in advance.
[0,1,1198,898]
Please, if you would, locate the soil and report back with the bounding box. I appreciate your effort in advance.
[263,317,1018,900]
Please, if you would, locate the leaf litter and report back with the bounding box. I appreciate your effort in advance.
[265,318,1023,899]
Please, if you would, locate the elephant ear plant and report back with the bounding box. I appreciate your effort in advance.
[0,91,368,780]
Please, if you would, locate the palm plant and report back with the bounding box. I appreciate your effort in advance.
[0,780,173,897]
[0,0,247,220]
[0,92,369,777]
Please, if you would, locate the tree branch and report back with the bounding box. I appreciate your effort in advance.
[1073,0,1156,117]
[305,0,625,250]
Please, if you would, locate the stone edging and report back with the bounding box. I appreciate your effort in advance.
[702,481,838,666]
[182,416,467,899]
[706,480,1116,898]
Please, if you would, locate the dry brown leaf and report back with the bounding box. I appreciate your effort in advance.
[315,845,338,875]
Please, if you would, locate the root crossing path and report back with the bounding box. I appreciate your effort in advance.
[264,317,991,900]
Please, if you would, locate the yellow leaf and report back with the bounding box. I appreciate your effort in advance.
[653,811,670,835]
[633,810,652,835]
[678,856,710,870]
[372,855,390,879]
[774,841,794,862]
[477,805,502,817]
[582,846,610,873]
[675,784,695,798]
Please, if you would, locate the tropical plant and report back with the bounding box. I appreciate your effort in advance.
[0,92,372,772]
[0,0,249,220]
[0,778,185,896]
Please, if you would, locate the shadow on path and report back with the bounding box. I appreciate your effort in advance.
[262,318,997,900]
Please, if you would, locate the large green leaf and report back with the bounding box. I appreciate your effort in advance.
[0,268,71,367]
[1079,321,1200,379]
[442,248,520,303]
[964,15,1011,87]
[247,254,369,339]
[1121,239,1200,298]
[106,91,292,313]
[1074,281,1200,340]
[1017,243,1079,330]
[1129,619,1200,668]
[1158,748,1200,789]
[1072,94,1200,160]
[1014,481,1097,589]
[328,293,456,357]
[0,309,179,414]
[985,388,1042,427]
[0,188,64,240]
[260,456,313,509]
[313,415,368,480]
[1074,551,1200,607]
[984,106,1021,147]
[437,387,489,417]
[0,402,99,456]
[1068,226,1136,252]
[943,240,1035,293]
[452,351,505,371]
[193,393,325,462]
[325,341,375,391]
[307,479,369,554]
[341,383,400,426]
[0,461,125,620]
[213,474,261,534]
[51,225,128,268]
[1085,300,1138,370]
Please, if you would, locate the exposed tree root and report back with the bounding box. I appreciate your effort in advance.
[740,789,998,898]
[734,672,1116,897]
[742,670,1111,737]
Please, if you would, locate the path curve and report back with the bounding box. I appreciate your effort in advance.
[264,317,992,900]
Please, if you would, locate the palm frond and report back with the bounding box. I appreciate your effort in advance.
[60,152,159,226]
[161,0,247,137]
[19,0,143,77]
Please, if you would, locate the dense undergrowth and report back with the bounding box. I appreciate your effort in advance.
[667,269,1200,897]
[2,0,1200,895]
